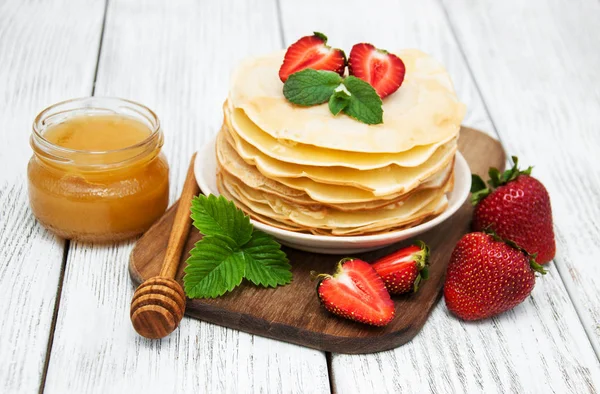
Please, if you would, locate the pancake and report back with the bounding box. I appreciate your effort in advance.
[228,49,465,153]
[225,105,456,170]
[268,180,451,230]
[223,120,457,194]
[216,172,309,232]
[219,170,451,236]
[223,171,451,230]
[219,160,454,214]
[330,195,449,236]
[216,129,452,203]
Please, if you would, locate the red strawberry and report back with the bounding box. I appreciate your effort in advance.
[372,241,430,294]
[471,156,556,264]
[279,32,346,82]
[348,43,406,98]
[444,232,546,321]
[315,258,395,326]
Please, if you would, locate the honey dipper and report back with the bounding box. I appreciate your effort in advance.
[130,153,198,339]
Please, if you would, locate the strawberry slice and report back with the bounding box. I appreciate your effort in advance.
[315,258,395,326]
[348,43,405,98]
[279,32,346,82]
[372,241,430,294]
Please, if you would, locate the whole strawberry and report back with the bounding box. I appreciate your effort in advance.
[372,241,430,294]
[471,156,556,264]
[444,232,546,320]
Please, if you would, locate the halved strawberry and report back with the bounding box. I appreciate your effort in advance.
[348,43,405,98]
[279,32,346,82]
[315,258,395,326]
[372,241,430,294]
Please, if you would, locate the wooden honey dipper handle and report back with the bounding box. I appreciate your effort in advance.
[160,152,199,278]
[130,153,199,339]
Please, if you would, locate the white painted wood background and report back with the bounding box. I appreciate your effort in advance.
[1,0,599,393]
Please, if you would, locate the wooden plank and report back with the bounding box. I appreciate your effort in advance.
[441,0,600,357]
[0,1,105,393]
[278,0,600,392]
[41,0,330,393]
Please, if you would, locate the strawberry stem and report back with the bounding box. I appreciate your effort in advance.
[412,241,430,292]
[309,271,331,281]
[413,240,430,271]
[529,256,547,275]
[470,156,533,205]
[313,32,328,43]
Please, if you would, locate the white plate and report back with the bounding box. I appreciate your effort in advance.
[195,137,471,254]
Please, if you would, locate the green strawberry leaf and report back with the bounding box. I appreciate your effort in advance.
[183,234,246,298]
[470,174,491,205]
[470,174,487,193]
[421,266,430,280]
[283,69,343,106]
[500,156,533,184]
[471,188,492,206]
[488,167,501,188]
[190,194,253,246]
[184,194,293,299]
[243,231,292,287]
[328,85,352,116]
[341,76,383,125]
[529,255,547,275]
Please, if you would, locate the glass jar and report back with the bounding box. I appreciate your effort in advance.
[28,97,170,242]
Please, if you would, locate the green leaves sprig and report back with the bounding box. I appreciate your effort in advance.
[283,69,383,125]
[184,195,292,298]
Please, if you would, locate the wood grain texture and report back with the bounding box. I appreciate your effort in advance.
[441,0,600,358]
[41,0,330,393]
[130,277,186,339]
[0,1,105,393]
[130,128,504,354]
[278,0,600,392]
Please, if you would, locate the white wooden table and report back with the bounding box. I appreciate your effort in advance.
[2,0,600,392]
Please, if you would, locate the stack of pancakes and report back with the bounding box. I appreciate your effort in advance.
[215,49,466,236]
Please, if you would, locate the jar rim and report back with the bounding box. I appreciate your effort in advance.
[32,96,161,155]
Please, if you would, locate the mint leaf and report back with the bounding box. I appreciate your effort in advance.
[283,69,343,106]
[341,76,383,125]
[243,231,292,287]
[183,234,246,298]
[328,85,351,116]
[190,194,252,246]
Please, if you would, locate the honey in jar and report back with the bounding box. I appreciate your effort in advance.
[28,97,169,242]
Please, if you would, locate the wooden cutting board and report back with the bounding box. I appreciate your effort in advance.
[129,127,505,354]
